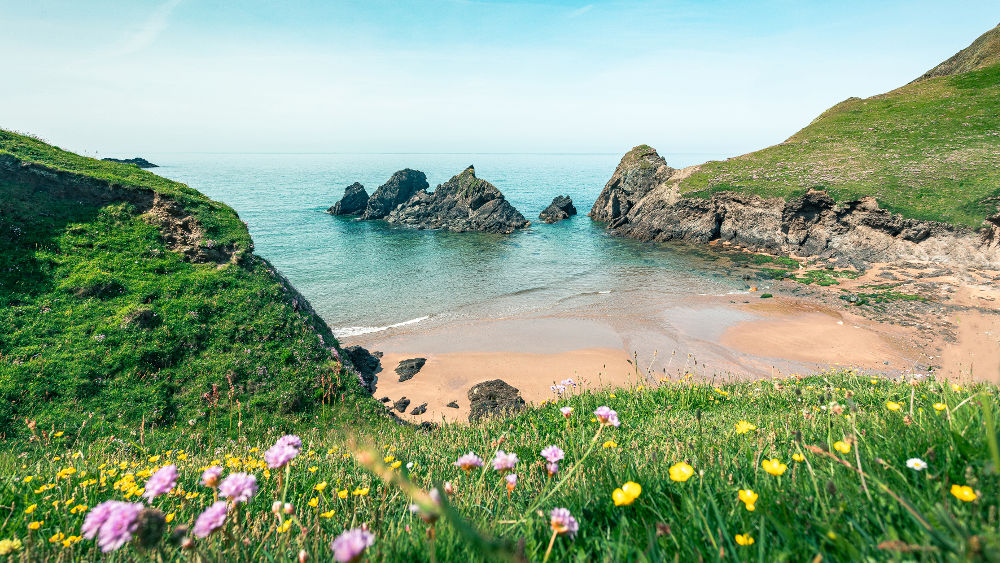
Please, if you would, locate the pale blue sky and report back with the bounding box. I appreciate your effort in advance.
[1,1,996,156]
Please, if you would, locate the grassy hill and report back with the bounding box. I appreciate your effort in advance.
[0,129,370,438]
[680,23,1000,229]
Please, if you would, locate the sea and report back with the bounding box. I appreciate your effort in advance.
[149,152,746,341]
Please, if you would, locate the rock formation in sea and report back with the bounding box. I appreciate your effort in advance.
[467,379,525,423]
[591,145,1000,268]
[395,358,426,382]
[328,182,369,215]
[360,169,429,220]
[539,195,577,223]
[386,166,530,234]
[102,157,158,168]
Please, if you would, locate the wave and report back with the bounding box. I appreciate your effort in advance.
[335,315,430,338]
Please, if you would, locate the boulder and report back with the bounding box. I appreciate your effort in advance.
[446,401,459,409]
[393,397,411,413]
[410,403,428,416]
[328,182,369,215]
[385,166,530,234]
[467,379,525,423]
[395,358,426,382]
[361,169,429,220]
[539,195,577,223]
[102,157,158,168]
[343,345,382,393]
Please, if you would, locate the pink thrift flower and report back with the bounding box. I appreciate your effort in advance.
[331,528,375,562]
[218,472,258,504]
[276,434,303,450]
[265,443,299,469]
[453,452,483,471]
[143,464,177,501]
[541,445,564,463]
[193,501,228,538]
[492,450,518,472]
[82,501,144,552]
[560,407,573,418]
[82,501,119,539]
[546,462,560,476]
[549,507,579,538]
[201,466,223,488]
[594,406,620,427]
[505,473,517,491]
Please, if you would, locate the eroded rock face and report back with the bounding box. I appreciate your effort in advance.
[343,345,382,394]
[328,182,369,215]
[393,397,411,413]
[467,379,525,423]
[395,358,426,382]
[361,169,428,220]
[385,166,530,234]
[591,145,1000,268]
[539,195,577,223]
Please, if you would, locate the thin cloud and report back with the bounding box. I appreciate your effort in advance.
[114,0,183,56]
[568,4,594,18]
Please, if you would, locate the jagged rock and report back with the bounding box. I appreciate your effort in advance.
[385,166,530,234]
[361,169,428,220]
[410,403,428,415]
[590,145,675,223]
[446,401,459,409]
[328,182,369,215]
[393,397,410,413]
[467,379,525,423]
[395,358,426,382]
[102,157,158,168]
[539,195,577,223]
[380,396,391,403]
[343,345,382,394]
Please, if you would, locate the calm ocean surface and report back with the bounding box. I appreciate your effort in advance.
[149,152,743,338]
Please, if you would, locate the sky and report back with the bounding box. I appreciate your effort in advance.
[1,1,997,156]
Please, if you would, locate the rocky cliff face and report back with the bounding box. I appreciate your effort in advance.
[592,146,1000,268]
[361,169,428,220]
[385,166,530,234]
[328,182,369,215]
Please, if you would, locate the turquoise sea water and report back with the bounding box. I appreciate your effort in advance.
[150,152,743,339]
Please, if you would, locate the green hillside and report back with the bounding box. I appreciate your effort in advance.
[0,130,364,437]
[680,24,1000,228]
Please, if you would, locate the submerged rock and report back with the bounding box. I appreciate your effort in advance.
[328,182,369,215]
[102,157,158,168]
[467,379,525,423]
[343,345,382,394]
[361,169,429,220]
[386,166,530,234]
[539,195,577,223]
[395,358,426,382]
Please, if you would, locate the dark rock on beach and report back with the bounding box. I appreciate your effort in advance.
[380,396,391,403]
[343,345,382,393]
[539,195,577,223]
[102,157,158,168]
[361,169,429,220]
[328,182,369,215]
[385,166,530,234]
[467,379,525,423]
[446,401,459,409]
[395,358,426,382]
[393,397,411,413]
[410,403,428,416]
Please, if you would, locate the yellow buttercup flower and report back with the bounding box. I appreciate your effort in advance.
[70,504,88,514]
[622,481,641,499]
[0,539,23,555]
[28,521,42,531]
[352,487,369,496]
[308,467,318,473]
[314,481,328,492]
[612,481,642,506]
[603,440,618,449]
[320,510,335,518]
[669,462,694,482]
[738,489,758,511]
[48,532,65,543]
[792,453,805,462]
[277,520,293,533]
[833,441,851,454]
[384,455,395,464]
[735,420,756,434]
[22,476,33,483]
[338,489,348,499]
[950,484,977,502]
[735,533,754,546]
[391,461,402,469]
[61,535,81,548]
[886,401,901,411]
[166,513,175,523]
[53,431,64,438]
[933,403,946,412]
[308,497,319,508]
[952,384,962,392]
[762,458,787,476]
[24,504,37,514]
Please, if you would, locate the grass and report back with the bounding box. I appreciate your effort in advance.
[679,63,1000,228]
[1,372,996,561]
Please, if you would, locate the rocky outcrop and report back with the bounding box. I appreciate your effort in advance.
[361,169,428,220]
[395,358,426,382]
[342,345,382,393]
[328,182,369,215]
[410,403,428,416]
[102,157,158,168]
[385,166,530,234]
[467,379,525,423]
[539,195,577,223]
[446,401,459,409]
[592,146,1000,269]
[393,397,411,413]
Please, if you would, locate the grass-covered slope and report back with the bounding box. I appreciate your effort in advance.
[680,24,1000,228]
[0,129,361,437]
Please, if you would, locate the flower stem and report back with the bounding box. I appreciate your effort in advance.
[542,529,558,563]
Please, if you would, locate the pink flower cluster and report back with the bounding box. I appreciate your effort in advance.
[594,405,620,427]
[82,501,145,552]
[218,472,258,504]
[453,452,484,471]
[331,527,375,562]
[549,507,579,538]
[193,501,228,538]
[541,444,564,476]
[492,450,518,472]
[143,464,177,501]
[265,434,303,469]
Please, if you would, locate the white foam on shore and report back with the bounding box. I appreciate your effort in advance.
[335,316,430,338]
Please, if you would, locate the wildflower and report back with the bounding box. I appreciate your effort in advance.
[352,487,369,496]
[49,532,65,543]
[735,533,754,546]
[143,465,177,501]
[761,459,787,476]
[560,407,573,418]
[950,484,977,502]
[541,445,564,463]
[53,431,64,437]
[406,462,415,470]
[492,450,518,472]
[933,402,947,412]
[192,502,228,538]
[669,462,694,482]
[24,504,36,514]
[265,435,302,469]
[792,453,805,462]
[308,498,319,508]
[22,476,33,483]
[165,513,174,523]
[277,434,303,449]
[315,481,328,492]
[391,461,402,469]
[735,420,756,434]
[338,489,348,499]
[613,482,641,506]
[833,441,851,454]
[200,466,223,488]
[320,510,336,519]
[738,489,758,511]
[28,521,43,530]
[506,474,517,492]
[308,467,318,473]
[0,539,23,555]
[82,501,144,552]
[549,508,579,538]
[594,406,620,427]
[546,462,560,476]
[277,520,293,533]
[444,482,454,495]
[331,528,375,563]
[886,401,901,411]
[906,458,927,471]
[218,473,258,504]
[561,378,576,387]
[952,384,962,392]
[453,452,484,472]
[603,440,618,449]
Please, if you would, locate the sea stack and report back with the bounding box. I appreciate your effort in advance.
[590,145,674,224]
[327,182,369,215]
[539,195,577,223]
[361,169,429,220]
